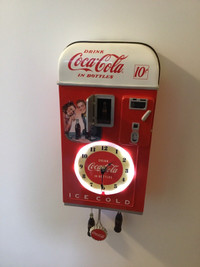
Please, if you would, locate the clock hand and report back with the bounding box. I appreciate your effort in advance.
[105,162,112,171]
[101,172,105,190]
[100,166,105,190]
[100,162,113,190]
[101,162,112,174]
[100,167,106,190]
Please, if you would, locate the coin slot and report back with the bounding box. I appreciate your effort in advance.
[131,131,139,143]
[132,122,140,130]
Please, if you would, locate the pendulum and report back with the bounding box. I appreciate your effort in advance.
[90,209,107,241]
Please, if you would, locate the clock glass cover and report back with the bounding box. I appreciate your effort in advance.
[74,141,135,195]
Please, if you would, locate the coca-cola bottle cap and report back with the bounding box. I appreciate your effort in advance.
[90,224,107,241]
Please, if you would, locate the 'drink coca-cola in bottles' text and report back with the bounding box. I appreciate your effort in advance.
[68,49,128,79]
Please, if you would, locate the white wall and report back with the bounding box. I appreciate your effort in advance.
[0,1,200,266]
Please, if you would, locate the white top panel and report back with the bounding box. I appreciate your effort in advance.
[58,42,160,89]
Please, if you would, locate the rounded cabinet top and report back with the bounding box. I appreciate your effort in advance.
[58,41,160,89]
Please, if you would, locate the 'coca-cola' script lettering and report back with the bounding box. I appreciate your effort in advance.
[87,163,119,174]
[91,230,106,240]
[68,53,128,73]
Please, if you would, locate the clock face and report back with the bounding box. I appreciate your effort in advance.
[74,141,135,195]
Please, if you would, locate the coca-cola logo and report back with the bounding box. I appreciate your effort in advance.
[87,162,119,173]
[91,229,107,241]
[85,152,123,185]
[68,53,128,73]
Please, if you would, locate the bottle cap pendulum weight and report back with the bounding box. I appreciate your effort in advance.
[90,209,107,241]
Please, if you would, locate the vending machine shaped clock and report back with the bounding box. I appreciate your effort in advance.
[58,41,160,213]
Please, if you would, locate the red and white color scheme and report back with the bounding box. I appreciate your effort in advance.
[58,41,160,213]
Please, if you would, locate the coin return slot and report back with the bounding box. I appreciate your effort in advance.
[131,132,139,143]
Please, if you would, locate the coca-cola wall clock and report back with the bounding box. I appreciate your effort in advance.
[58,41,160,240]
[74,141,135,195]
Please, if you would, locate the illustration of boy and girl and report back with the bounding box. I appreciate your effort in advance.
[62,100,86,139]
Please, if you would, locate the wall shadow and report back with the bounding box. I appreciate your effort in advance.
[106,54,200,266]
